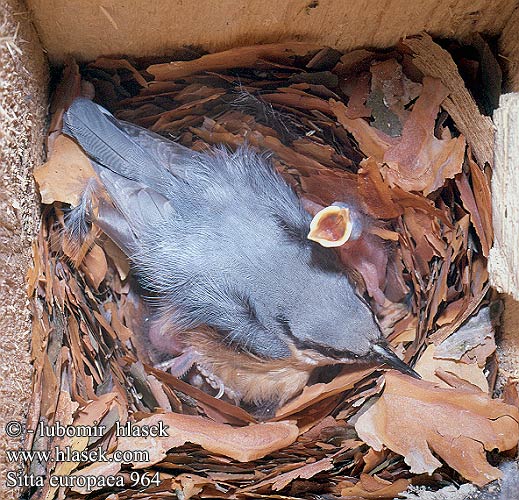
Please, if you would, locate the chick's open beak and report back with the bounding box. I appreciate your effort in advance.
[307,205,353,247]
[371,344,421,379]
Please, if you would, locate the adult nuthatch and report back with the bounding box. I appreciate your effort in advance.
[63,98,418,417]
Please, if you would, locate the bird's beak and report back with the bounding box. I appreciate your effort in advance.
[307,205,353,247]
[371,344,421,379]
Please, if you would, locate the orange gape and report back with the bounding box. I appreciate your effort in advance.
[307,205,353,247]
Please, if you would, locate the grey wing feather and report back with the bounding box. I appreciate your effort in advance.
[115,120,201,180]
[63,98,174,188]
[95,164,175,255]
[62,98,181,255]
[96,197,137,255]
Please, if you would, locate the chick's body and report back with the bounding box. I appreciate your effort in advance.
[63,98,409,414]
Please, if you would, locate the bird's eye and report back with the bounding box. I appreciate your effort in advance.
[275,314,292,336]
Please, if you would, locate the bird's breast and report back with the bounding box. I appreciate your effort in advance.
[182,329,317,411]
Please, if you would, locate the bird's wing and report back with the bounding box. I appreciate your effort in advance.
[62,98,180,256]
[63,98,193,192]
[116,120,201,180]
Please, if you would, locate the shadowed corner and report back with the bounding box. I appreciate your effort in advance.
[371,343,421,379]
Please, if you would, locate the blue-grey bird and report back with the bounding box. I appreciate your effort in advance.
[62,97,418,417]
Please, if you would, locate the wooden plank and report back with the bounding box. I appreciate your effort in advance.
[499,5,519,92]
[499,295,519,377]
[0,2,48,500]
[27,0,519,63]
[489,93,519,300]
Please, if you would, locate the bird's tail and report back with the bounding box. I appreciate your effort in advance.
[62,97,163,183]
[62,177,100,265]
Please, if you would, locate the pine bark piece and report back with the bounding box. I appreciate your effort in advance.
[355,371,519,486]
[274,367,375,420]
[401,33,494,168]
[147,43,321,80]
[116,413,299,464]
[339,476,410,498]
[238,457,334,492]
[33,135,97,206]
[382,76,466,195]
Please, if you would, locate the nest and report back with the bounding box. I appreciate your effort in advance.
[27,34,519,499]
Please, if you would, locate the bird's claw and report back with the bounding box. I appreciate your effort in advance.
[155,349,238,402]
[155,349,199,378]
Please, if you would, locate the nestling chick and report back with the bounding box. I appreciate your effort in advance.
[63,98,418,416]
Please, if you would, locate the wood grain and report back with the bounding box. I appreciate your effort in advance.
[26,0,519,63]
[490,93,519,300]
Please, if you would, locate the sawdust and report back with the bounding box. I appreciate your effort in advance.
[0,1,47,499]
